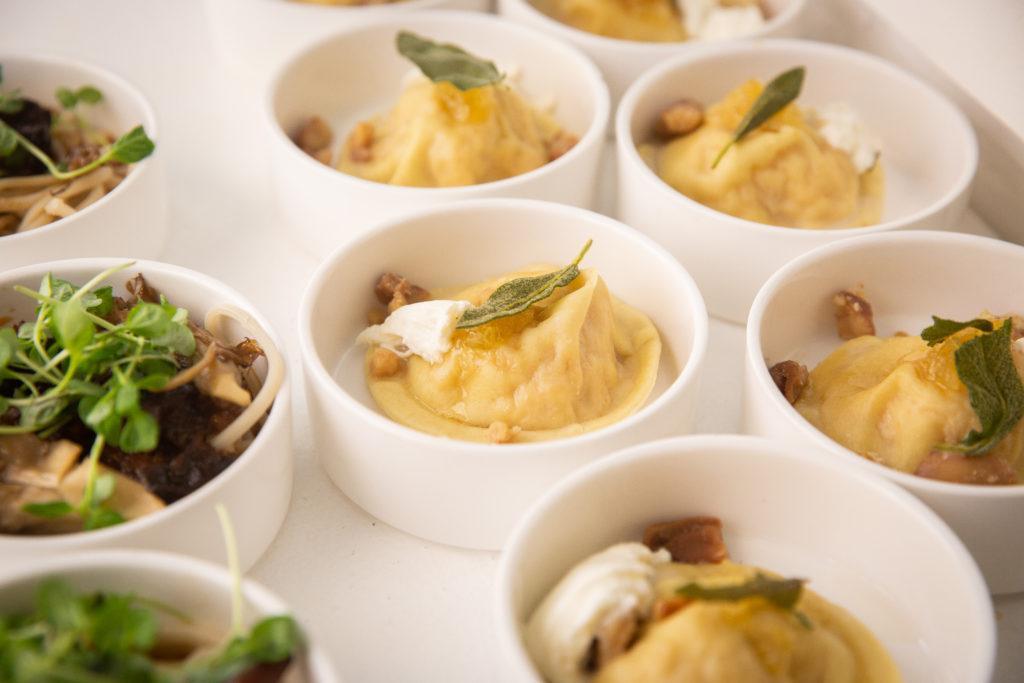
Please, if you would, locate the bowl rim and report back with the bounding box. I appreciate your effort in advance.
[498,0,808,51]
[615,38,979,239]
[0,548,340,681]
[0,257,291,548]
[252,0,454,13]
[746,229,1024,499]
[298,197,709,455]
[0,52,160,247]
[264,9,611,198]
[494,433,997,682]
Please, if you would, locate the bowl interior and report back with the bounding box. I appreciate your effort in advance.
[502,438,992,683]
[624,43,973,225]
[272,15,600,162]
[307,203,699,428]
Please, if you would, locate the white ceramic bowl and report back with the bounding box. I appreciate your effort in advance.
[617,40,978,323]
[743,230,1024,595]
[205,0,489,87]
[0,259,291,572]
[498,0,807,106]
[0,55,167,271]
[299,199,708,550]
[267,11,610,257]
[0,550,339,681]
[496,435,995,683]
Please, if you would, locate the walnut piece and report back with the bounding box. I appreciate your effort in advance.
[374,272,430,312]
[914,450,1018,486]
[296,116,333,162]
[346,121,375,163]
[769,360,809,405]
[643,516,728,564]
[654,99,704,139]
[832,289,875,340]
[546,130,579,162]
[369,347,402,378]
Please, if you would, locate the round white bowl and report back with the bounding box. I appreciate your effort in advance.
[0,258,292,572]
[205,0,490,87]
[617,39,978,323]
[498,0,807,106]
[0,550,339,681]
[0,55,167,271]
[299,199,708,550]
[267,11,610,257]
[743,230,1024,595]
[496,434,995,683]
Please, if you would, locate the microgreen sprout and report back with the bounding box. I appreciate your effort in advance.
[0,122,155,180]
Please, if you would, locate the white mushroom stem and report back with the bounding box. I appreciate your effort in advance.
[204,304,284,452]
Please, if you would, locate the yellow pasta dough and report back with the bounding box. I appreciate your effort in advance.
[531,0,686,42]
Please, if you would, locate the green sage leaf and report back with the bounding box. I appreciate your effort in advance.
[711,66,805,169]
[937,319,1024,456]
[676,572,806,612]
[921,316,995,346]
[396,31,503,92]
[456,240,593,329]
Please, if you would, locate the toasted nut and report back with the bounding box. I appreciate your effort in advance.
[769,360,809,405]
[833,289,875,340]
[374,272,430,310]
[297,116,333,154]
[651,596,691,621]
[915,450,1018,486]
[369,347,402,378]
[654,99,704,138]
[312,147,333,166]
[367,308,387,325]
[486,421,520,444]
[546,130,578,162]
[643,516,728,564]
[346,121,375,163]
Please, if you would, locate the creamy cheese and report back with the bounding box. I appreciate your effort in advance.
[357,300,471,364]
[680,0,766,41]
[811,102,882,173]
[525,543,671,683]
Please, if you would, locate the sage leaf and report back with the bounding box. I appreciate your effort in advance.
[396,31,503,92]
[711,66,805,169]
[921,316,994,346]
[456,240,593,329]
[937,319,1024,456]
[676,573,805,610]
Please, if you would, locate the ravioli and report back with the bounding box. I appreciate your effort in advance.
[795,323,1024,480]
[531,0,687,42]
[338,79,568,188]
[596,562,901,683]
[365,267,662,443]
[644,80,884,228]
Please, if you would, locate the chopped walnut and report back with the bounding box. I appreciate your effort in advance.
[651,596,690,622]
[545,130,578,162]
[583,609,640,673]
[297,116,333,155]
[643,516,728,564]
[374,272,430,312]
[346,121,375,163]
[367,308,387,325]
[914,451,1018,486]
[368,347,402,378]
[486,421,520,444]
[769,360,808,405]
[654,99,704,139]
[833,289,875,340]
[312,148,333,166]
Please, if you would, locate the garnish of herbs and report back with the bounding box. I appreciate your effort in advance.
[711,66,805,170]
[456,239,593,329]
[676,573,813,629]
[396,30,504,92]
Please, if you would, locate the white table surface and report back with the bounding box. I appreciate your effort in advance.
[3,1,1022,681]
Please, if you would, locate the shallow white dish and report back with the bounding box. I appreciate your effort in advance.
[743,230,1024,595]
[0,549,339,681]
[0,258,292,572]
[496,434,995,683]
[0,54,167,271]
[498,0,807,106]
[299,198,707,550]
[205,0,489,87]
[267,11,610,257]
[616,39,978,323]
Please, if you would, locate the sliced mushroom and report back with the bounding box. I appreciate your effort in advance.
[59,462,165,520]
[195,358,252,407]
[0,435,81,488]
[643,516,728,564]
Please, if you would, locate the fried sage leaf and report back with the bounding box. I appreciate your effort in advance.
[937,319,1024,456]
[396,30,503,91]
[711,66,805,169]
[676,572,805,610]
[456,240,593,329]
[920,316,994,346]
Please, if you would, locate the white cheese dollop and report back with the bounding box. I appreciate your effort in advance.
[524,543,671,683]
[680,0,766,41]
[357,299,472,364]
[811,101,882,173]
